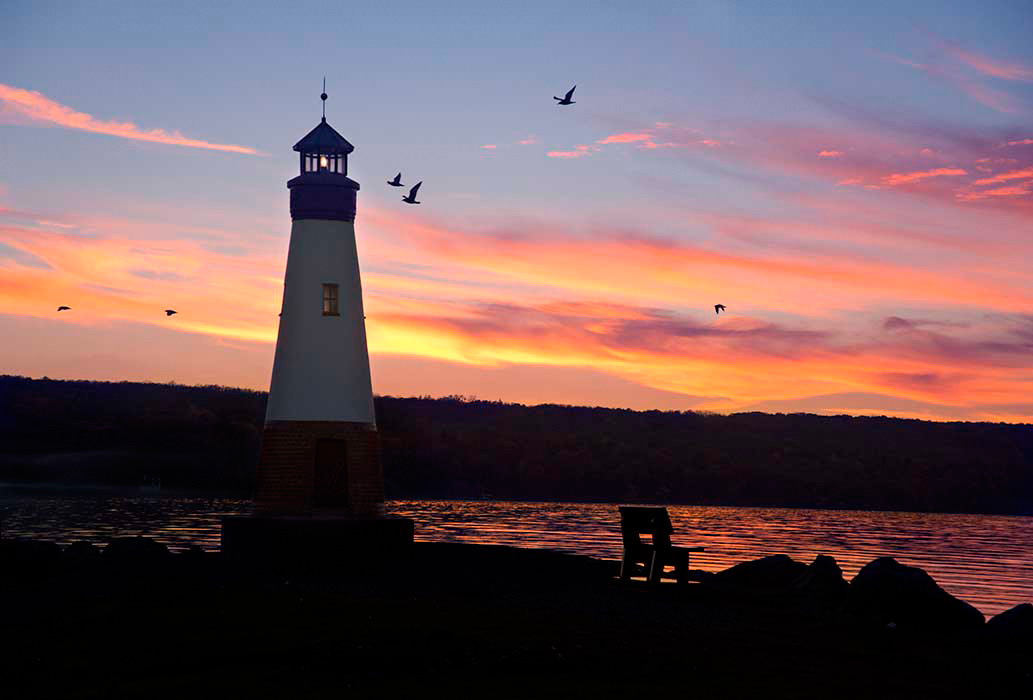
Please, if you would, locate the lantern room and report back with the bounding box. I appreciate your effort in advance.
[293,116,354,177]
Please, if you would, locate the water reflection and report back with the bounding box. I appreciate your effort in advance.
[1,493,1030,616]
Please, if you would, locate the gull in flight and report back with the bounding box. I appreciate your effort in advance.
[554,85,576,105]
[387,173,404,187]
[714,304,726,315]
[56,306,71,312]
[402,181,422,204]
[165,309,177,316]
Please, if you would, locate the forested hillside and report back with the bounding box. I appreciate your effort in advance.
[1,375,1031,515]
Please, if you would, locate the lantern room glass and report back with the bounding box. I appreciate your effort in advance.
[301,153,346,175]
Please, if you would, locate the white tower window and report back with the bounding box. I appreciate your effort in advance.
[322,283,340,316]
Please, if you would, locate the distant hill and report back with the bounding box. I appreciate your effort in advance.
[0,375,1030,515]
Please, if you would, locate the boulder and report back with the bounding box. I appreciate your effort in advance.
[846,557,984,632]
[708,554,808,592]
[0,539,62,579]
[792,554,849,604]
[103,536,170,562]
[985,603,1033,646]
[64,540,102,563]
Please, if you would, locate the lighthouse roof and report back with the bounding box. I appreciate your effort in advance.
[293,117,354,154]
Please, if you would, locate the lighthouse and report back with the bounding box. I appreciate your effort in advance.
[223,89,412,561]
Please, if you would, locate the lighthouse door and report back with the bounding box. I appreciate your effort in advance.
[313,439,349,508]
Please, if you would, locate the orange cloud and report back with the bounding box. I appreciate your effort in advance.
[360,208,1033,316]
[597,132,653,144]
[0,83,261,155]
[957,182,1033,201]
[973,167,1033,185]
[881,168,967,186]
[546,144,596,158]
[818,150,843,157]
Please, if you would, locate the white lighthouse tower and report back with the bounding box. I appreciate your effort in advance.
[222,89,412,561]
[255,89,384,518]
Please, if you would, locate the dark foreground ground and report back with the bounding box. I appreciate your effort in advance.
[2,541,1030,698]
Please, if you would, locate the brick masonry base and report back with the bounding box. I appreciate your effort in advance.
[255,420,385,517]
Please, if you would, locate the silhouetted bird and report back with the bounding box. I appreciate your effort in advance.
[56,306,70,312]
[554,85,576,105]
[387,173,404,187]
[714,304,726,315]
[164,309,177,316]
[402,181,422,204]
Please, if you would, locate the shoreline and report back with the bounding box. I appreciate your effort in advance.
[2,538,1029,696]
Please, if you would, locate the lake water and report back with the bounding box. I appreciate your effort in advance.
[1,491,1030,617]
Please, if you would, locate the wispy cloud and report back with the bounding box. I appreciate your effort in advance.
[939,41,1033,82]
[546,144,596,159]
[597,132,653,144]
[818,150,843,157]
[957,182,1033,201]
[0,83,262,155]
[972,167,1033,185]
[882,167,967,186]
[480,144,497,150]
[518,135,537,145]
[876,49,1020,113]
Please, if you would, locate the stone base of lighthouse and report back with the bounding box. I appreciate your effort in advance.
[221,420,414,565]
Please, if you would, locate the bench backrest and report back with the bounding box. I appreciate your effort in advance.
[619,506,673,549]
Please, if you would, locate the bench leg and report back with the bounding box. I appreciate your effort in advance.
[648,552,663,584]
[619,555,634,581]
[676,550,689,585]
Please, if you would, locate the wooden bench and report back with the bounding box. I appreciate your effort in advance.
[618,506,704,585]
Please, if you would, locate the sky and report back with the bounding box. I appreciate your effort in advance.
[1,1,1032,422]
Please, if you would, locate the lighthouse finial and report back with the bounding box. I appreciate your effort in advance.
[320,76,328,121]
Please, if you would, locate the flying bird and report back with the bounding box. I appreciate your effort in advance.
[56,306,70,312]
[714,304,726,315]
[554,85,576,105]
[164,309,177,316]
[387,173,404,187]
[402,181,422,204]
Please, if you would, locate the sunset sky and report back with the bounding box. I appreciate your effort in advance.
[2,1,1032,421]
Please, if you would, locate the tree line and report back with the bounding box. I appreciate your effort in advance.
[1,375,1030,515]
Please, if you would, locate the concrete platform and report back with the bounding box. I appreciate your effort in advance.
[221,514,414,567]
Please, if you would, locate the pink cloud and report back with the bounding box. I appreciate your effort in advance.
[941,43,1033,82]
[518,135,537,145]
[480,144,497,150]
[546,144,596,159]
[882,168,967,186]
[973,167,1033,185]
[0,83,261,155]
[818,150,843,157]
[597,132,653,145]
[1005,138,1033,146]
[957,182,1033,201]
[877,51,1019,113]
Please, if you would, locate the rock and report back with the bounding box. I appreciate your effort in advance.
[847,557,984,632]
[792,554,849,604]
[708,554,808,591]
[985,603,1033,646]
[0,539,63,578]
[103,536,170,562]
[64,541,101,562]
